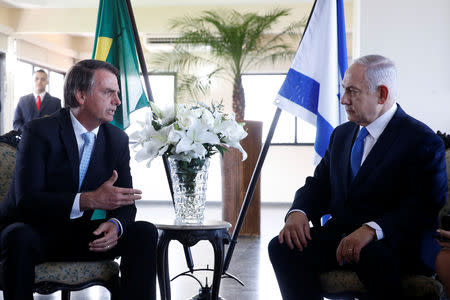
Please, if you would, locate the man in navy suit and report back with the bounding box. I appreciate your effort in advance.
[0,60,158,299]
[268,55,448,299]
[13,69,61,131]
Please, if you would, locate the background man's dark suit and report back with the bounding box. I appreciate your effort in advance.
[0,108,156,299]
[269,106,448,299]
[13,93,61,131]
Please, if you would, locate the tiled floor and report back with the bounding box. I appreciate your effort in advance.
[2,201,291,300]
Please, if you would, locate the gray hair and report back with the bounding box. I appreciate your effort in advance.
[354,55,398,101]
[64,59,119,108]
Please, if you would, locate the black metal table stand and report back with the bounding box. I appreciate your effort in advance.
[156,221,231,300]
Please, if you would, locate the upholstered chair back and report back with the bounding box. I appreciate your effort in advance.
[0,137,18,201]
[439,149,450,222]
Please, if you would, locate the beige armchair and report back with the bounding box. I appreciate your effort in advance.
[0,130,120,300]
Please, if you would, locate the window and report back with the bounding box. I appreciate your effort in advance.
[14,61,33,108]
[126,73,222,203]
[125,73,176,136]
[127,74,176,202]
[242,73,316,144]
[48,71,65,104]
[14,60,65,109]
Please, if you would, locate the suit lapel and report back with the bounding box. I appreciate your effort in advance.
[28,95,38,118]
[38,93,50,116]
[59,109,80,191]
[351,107,406,188]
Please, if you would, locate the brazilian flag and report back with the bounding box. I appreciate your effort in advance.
[92,0,149,130]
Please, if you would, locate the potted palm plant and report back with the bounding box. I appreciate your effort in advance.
[154,8,304,120]
[152,8,305,234]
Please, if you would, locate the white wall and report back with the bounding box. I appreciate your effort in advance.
[358,0,450,133]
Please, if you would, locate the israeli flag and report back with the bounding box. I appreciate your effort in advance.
[275,0,348,164]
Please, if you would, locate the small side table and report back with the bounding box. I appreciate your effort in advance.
[156,220,231,300]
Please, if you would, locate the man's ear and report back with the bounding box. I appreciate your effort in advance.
[378,85,389,104]
[75,90,85,106]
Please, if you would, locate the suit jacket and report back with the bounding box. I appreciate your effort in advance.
[291,105,448,270]
[0,108,136,234]
[13,93,62,131]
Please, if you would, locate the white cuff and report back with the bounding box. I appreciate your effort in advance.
[364,221,384,240]
[70,193,84,219]
[109,218,124,238]
[285,209,306,222]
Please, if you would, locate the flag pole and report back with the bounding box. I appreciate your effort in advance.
[124,0,153,103]
[223,108,282,272]
[124,0,175,201]
[223,0,318,274]
[124,0,193,272]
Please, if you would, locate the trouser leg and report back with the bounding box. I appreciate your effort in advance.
[0,223,45,300]
[268,226,343,300]
[354,239,402,300]
[117,221,158,300]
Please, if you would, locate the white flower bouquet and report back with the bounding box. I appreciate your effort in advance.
[130,102,248,167]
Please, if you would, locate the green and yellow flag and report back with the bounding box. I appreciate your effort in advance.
[92,0,149,130]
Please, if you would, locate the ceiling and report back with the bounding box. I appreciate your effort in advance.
[0,0,313,8]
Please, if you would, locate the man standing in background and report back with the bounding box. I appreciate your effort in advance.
[13,69,61,131]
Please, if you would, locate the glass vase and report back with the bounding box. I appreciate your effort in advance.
[168,156,210,224]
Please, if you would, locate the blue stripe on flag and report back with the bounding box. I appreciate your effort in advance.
[274,0,348,162]
[278,68,320,115]
[315,113,334,157]
[337,0,348,80]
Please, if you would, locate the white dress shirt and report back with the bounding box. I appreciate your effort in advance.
[33,91,47,104]
[69,110,99,219]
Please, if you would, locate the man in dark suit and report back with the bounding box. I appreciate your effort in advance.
[0,60,158,300]
[268,55,448,299]
[13,69,62,131]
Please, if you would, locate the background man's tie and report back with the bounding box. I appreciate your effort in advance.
[350,127,369,180]
[36,95,41,111]
[79,132,106,220]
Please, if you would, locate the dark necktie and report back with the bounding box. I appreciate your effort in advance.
[350,127,369,180]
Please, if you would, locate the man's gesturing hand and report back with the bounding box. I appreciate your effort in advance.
[278,211,311,251]
[80,170,142,210]
[336,225,375,266]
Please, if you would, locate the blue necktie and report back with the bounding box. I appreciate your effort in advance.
[79,132,106,220]
[79,132,95,190]
[350,127,369,180]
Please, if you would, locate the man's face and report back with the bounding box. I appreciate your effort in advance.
[33,71,48,94]
[340,63,381,126]
[81,69,120,127]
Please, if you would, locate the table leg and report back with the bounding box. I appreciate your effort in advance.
[210,234,225,300]
[157,237,171,300]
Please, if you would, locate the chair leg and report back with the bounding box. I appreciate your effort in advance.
[61,290,70,300]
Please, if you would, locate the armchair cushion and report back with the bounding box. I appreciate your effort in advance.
[319,271,445,298]
[35,260,120,285]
